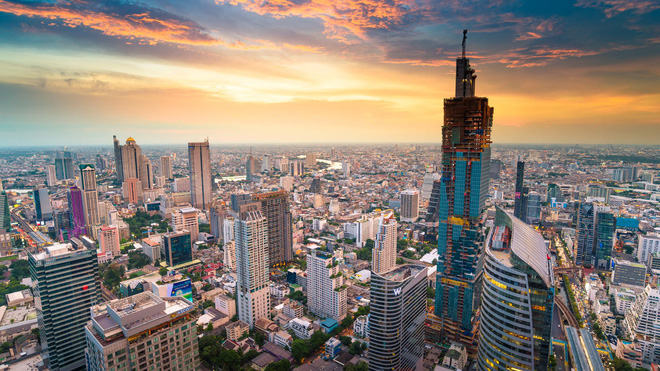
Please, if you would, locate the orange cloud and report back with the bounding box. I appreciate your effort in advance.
[0,0,218,45]
[219,0,426,44]
[576,0,660,18]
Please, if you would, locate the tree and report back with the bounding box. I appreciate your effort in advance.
[242,349,259,364]
[206,323,213,332]
[265,359,291,371]
[427,287,436,299]
[348,341,363,355]
[549,354,557,371]
[341,315,354,330]
[339,335,352,346]
[159,267,169,276]
[344,361,369,371]
[291,339,310,362]
[9,260,30,281]
[254,331,265,347]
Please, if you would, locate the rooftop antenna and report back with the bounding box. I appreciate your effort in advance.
[462,29,467,59]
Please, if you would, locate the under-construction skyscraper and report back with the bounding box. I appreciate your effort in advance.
[427,30,493,355]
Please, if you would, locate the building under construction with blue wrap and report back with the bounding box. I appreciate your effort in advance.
[426,30,493,355]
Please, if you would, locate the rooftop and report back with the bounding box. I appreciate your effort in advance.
[379,264,426,282]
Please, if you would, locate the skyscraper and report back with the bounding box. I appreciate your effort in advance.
[34,187,53,221]
[30,242,101,371]
[307,246,347,321]
[575,202,595,266]
[113,136,148,183]
[595,207,615,269]
[235,202,270,329]
[305,152,317,168]
[99,225,120,257]
[430,30,493,351]
[188,140,212,210]
[246,151,260,181]
[369,265,427,371]
[231,193,253,213]
[67,186,85,239]
[372,215,397,274]
[46,165,57,187]
[54,151,74,180]
[624,285,660,364]
[113,135,124,181]
[138,154,153,189]
[160,155,173,179]
[526,191,542,225]
[252,190,293,265]
[476,207,554,371]
[79,164,100,235]
[513,161,528,220]
[400,189,420,222]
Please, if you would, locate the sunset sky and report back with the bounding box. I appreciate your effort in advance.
[0,0,658,146]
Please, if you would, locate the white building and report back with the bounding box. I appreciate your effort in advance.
[342,162,351,178]
[46,165,57,187]
[624,285,660,364]
[280,176,294,192]
[235,203,270,329]
[353,315,369,338]
[223,217,235,242]
[638,234,660,264]
[172,207,199,242]
[421,173,440,202]
[372,215,397,274]
[288,318,314,339]
[223,241,236,271]
[307,246,347,321]
[215,294,236,318]
[400,190,419,222]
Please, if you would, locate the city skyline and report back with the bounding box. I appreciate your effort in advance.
[0,0,658,146]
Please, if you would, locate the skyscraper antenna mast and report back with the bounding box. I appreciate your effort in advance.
[462,29,467,58]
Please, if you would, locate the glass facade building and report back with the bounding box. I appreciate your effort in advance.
[477,207,554,371]
[163,231,192,267]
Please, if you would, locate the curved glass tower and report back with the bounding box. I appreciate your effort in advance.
[477,207,554,371]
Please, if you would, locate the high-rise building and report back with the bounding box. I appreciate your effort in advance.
[372,215,397,274]
[162,230,192,267]
[231,193,253,213]
[575,202,595,266]
[280,176,294,192]
[54,151,74,180]
[526,191,542,225]
[305,153,317,168]
[310,177,322,194]
[513,161,529,220]
[421,173,440,202]
[138,155,153,190]
[587,184,611,203]
[188,140,212,210]
[99,225,120,257]
[209,203,225,241]
[595,208,615,269]
[547,183,564,203]
[252,190,293,265]
[235,202,270,329]
[67,186,85,238]
[234,202,270,328]
[119,137,142,181]
[370,265,427,371]
[113,135,124,181]
[223,241,236,271]
[171,207,199,242]
[85,291,199,371]
[289,160,304,176]
[431,30,493,351]
[489,159,501,180]
[246,151,260,181]
[476,207,554,371]
[624,285,660,364]
[80,164,100,235]
[29,243,101,371]
[426,180,442,225]
[160,155,173,179]
[34,187,53,221]
[0,191,11,256]
[46,165,57,187]
[307,246,347,321]
[122,178,143,204]
[400,189,419,222]
[575,203,614,268]
[342,162,351,178]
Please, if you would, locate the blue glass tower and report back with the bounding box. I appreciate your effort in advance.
[427,30,494,354]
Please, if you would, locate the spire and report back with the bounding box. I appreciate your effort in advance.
[455,29,476,98]
[462,29,467,59]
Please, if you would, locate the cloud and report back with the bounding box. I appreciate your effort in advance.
[576,0,660,18]
[0,0,219,45]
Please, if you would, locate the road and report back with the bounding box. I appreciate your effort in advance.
[552,303,568,371]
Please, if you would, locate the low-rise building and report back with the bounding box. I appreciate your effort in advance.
[353,315,369,338]
[289,318,314,339]
[5,289,33,306]
[442,342,467,370]
[612,259,647,288]
[273,331,293,349]
[325,338,342,359]
[226,320,249,341]
[215,295,236,318]
[283,301,304,319]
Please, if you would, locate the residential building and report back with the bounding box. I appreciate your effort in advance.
[372,215,397,274]
[624,286,660,365]
[476,207,554,371]
[252,190,293,265]
[575,202,595,266]
[638,234,660,265]
[353,315,369,338]
[99,225,120,256]
[122,178,143,204]
[84,292,199,371]
[443,342,468,371]
[325,338,342,359]
[171,207,199,242]
[370,265,427,371]
[46,164,57,186]
[223,241,236,270]
[226,320,249,341]
[283,301,304,319]
[29,243,101,371]
[305,153,316,168]
[235,202,270,329]
[160,155,173,179]
[307,246,347,321]
[188,140,212,210]
[400,189,419,222]
[138,155,153,190]
[289,318,314,339]
[215,295,236,318]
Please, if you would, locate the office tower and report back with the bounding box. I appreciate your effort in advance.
[289,160,304,176]
[162,230,192,267]
[262,154,271,172]
[624,285,660,364]
[513,161,528,220]
[113,135,124,181]
[209,203,225,241]
[372,215,397,274]
[489,159,501,179]
[29,242,101,371]
[138,154,153,190]
[342,162,351,178]
[188,140,212,210]
[280,176,294,192]
[431,30,493,350]
[79,164,100,235]
[0,192,11,256]
[122,178,143,204]
[160,155,173,179]
[547,183,563,203]
[575,202,595,266]
[276,156,289,172]
[426,180,442,224]
[400,190,419,222]
[94,154,106,171]
[310,177,322,194]
[638,234,660,265]
[85,292,199,371]
[252,190,293,265]
[370,265,427,371]
[595,208,615,269]
[34,187,53,221]
[526,191,541,224]
[235,202,270,329]
[67,186,86,238]
[46,165,57,187]
[421,173,440,202]
[246,151,259,181]
[171,207,199,242]
[231,193,253,213]
[54,151,74,180]
[587,184,611,203]
[99,225,120,257]
[305,153,317,168]
[307,246,347,321]
[171,176,190,192]
[476,207,554,371]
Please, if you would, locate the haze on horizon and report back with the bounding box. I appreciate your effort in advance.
[0,0,658,146]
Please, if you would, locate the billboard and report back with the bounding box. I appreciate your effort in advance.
[166,279,193,302]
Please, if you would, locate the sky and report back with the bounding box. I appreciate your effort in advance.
[0,0,658,146]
